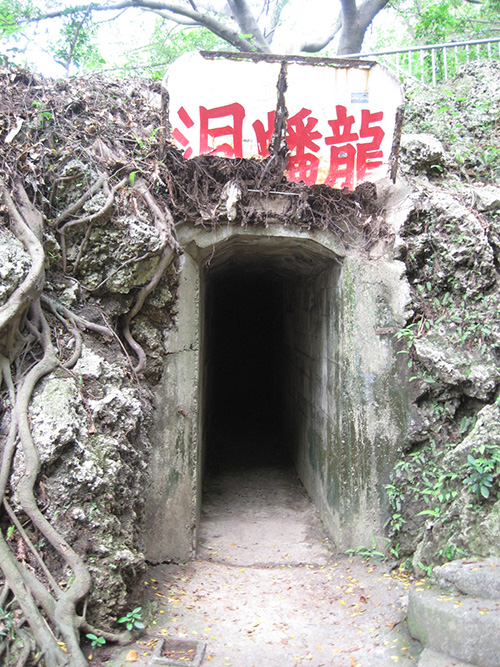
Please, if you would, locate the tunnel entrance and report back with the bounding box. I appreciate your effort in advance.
[203,269,288,472]
[200,237,342,514]
[145,223,409,563]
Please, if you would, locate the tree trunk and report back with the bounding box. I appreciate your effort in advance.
[337,0,390,55]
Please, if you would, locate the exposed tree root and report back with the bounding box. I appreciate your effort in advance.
[0,182,45,359]
[122,179,180,373]
[0,170,178,664]
[57,174,128,273]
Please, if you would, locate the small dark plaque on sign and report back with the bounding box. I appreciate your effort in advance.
[351,92,369,103]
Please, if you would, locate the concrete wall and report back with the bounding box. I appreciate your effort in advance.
[144,253,201,562]
[336,254,411,547]
[282,251,410,550]
[144,216,411,562]
[284,263,342,540]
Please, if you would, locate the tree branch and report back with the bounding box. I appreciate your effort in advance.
[357,0,391,33]
[28,0,264,53]
[227,0,271,51]
[0,183,45,358]
[0,538,67,667]
[337,0,390,54]
[63,6,92,73]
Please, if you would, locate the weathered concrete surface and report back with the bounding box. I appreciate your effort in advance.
[335,252,411,549]
[145,215,412,562]
[144,253,201,562]
[434,558,500,601]
[407,560,500,667]
[418,648,476,667]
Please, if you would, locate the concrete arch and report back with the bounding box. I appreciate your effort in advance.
[144,221,410,563]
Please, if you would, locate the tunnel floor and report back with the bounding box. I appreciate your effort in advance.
[201,456,321,565]
[111,459,420,667]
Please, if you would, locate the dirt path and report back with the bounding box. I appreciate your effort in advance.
[109,464,421,667]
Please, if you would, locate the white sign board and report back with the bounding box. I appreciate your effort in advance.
[165,52,405,190]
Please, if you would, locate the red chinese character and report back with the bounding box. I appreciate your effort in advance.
[199,103,245,158]
[172,106,195,159]
[286,108,321,186]
[252,111,275,158]
[324,105,359,189]
[356,109,385,181]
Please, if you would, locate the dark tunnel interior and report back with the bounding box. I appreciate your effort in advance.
[203,268,290,473]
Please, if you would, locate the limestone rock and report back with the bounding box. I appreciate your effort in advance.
[488,214,500,262]
[473,184,500,212]
[29,378,87,462]
[399,133,448,175]
[25,345,151,628]
[71,214,164,293]
[0,226,31,306]
[467,501,500,557]
[414,336,499,400]
[443,402,500,467]
[403,189,496,298]
[403,60,500,173]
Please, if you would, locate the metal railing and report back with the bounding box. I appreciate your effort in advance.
[343,37,500,87]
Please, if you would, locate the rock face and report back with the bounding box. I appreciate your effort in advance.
[399,133,448,176]
[386,60,500,571]
[0,226,31,306]
[403,60,500,178]
[25,345,151,627]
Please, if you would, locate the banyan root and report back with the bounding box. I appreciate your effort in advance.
[0,169,181,664]
[121,179,181,373]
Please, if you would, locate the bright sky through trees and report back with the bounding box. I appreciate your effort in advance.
[1,0,496,77]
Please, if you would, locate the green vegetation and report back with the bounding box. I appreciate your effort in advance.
[0,607,16,641]
[85,633,106,648]
[346,537,387,561]
[117,606,145,632]
[464,454,495,499]
[376,0,500,49]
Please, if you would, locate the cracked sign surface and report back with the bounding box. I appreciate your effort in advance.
[165,52,405,190]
